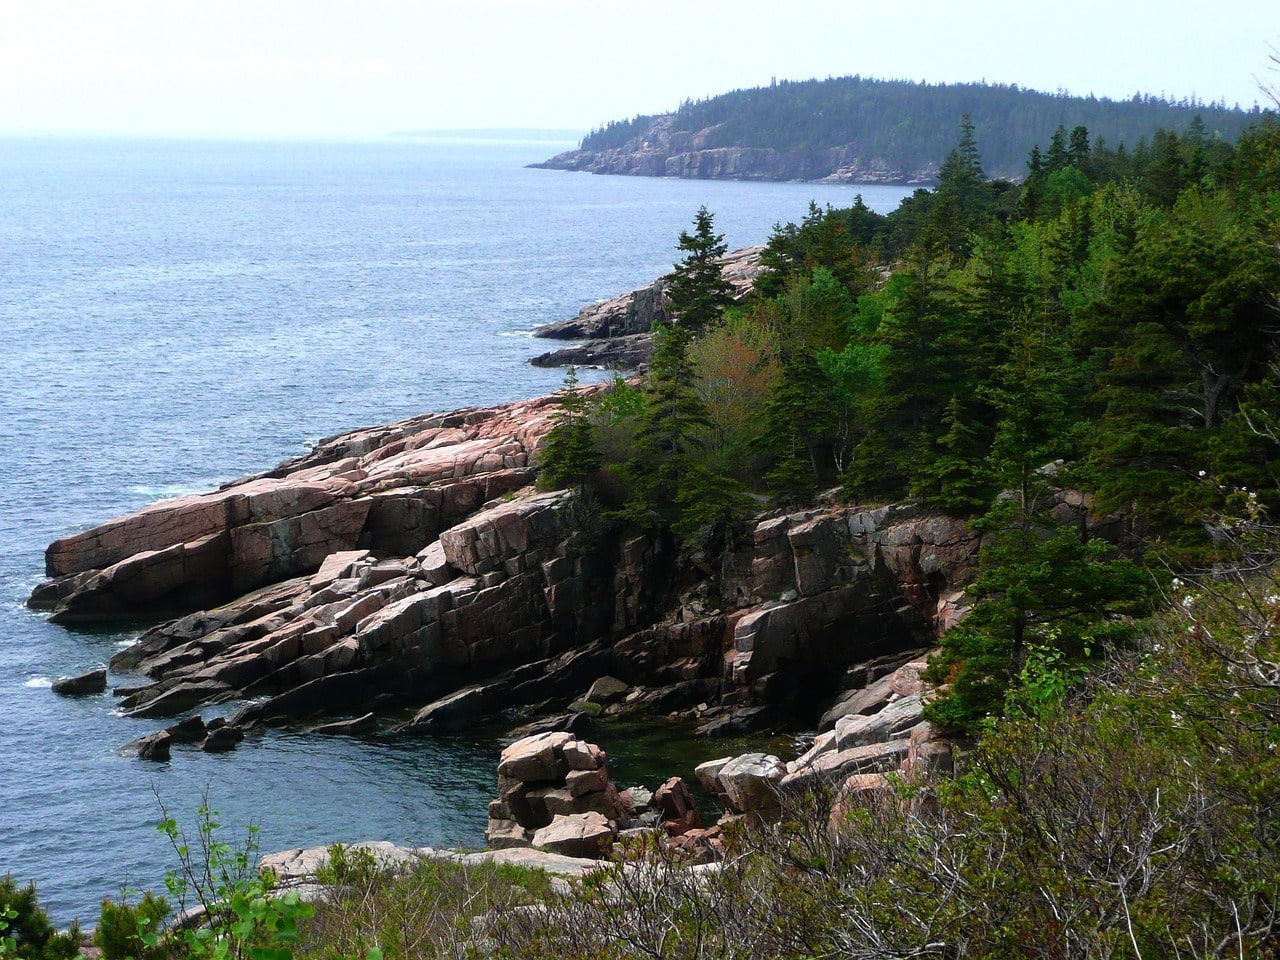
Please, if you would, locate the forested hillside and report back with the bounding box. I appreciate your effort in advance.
[542,111,1280,727]
[550,76,1267,181]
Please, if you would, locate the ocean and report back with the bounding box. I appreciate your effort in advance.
[0,134,912,924]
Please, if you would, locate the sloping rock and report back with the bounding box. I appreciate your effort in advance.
[780,740,911,792]
[834,695,925,749]
[308,713,377,735]
[530,334,655,370]
[32,394,566,621]
[400,683,507,732]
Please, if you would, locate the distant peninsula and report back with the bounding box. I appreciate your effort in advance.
[531,75,1268,183]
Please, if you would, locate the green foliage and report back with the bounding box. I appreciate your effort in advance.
[95,890,170,960]
[925,502,1156,730]
[0,879,78,960]
[312,846,379,889]
[0,904,17,959]
[297,853,553,960]
[157,803,313,960]
[666,205,731,334]
[536,366,602,495]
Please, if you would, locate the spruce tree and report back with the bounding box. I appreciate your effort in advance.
[537,365,601,496]
[666,206,732,333]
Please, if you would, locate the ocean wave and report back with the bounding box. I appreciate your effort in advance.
[23,677,52,688]
[127,483,209,501]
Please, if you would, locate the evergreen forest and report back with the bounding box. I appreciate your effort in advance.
[580,75,1268,179]
[544,112,1280,731]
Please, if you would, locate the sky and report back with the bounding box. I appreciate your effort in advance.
[0,0,1274,139]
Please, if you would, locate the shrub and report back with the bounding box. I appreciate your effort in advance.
[0,877,80,960]
[94,890,169,960]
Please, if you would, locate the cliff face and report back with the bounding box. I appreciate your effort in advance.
[29,382,993,749]
[531,116,939,184]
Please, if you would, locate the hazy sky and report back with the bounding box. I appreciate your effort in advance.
[1,0,1274,139]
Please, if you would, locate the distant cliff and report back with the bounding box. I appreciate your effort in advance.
[532,75,1266,183]
[531,114,938,184]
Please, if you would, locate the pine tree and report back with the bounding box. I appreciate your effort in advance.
[537,365,601,496]
[622,322,711,527]
[666,206,732,333]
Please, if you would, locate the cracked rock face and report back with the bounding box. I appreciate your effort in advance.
[31,371,1026,759]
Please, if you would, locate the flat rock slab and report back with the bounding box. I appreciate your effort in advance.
[262,841,614,886]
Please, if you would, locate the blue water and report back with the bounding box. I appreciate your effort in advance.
[0,135,912,924]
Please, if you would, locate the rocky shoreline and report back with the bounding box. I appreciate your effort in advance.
[32,262,1108,864]
[530,115,940,185]
[528,245,764,369]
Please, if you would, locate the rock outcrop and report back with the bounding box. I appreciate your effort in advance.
[30,395,564,622]
[31,376,1033,756]
[530,116,939,184]
[528,246,764,369]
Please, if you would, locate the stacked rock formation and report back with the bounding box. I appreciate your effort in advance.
[486,732,630,858]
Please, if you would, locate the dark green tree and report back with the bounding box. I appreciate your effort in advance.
[537,365,602,496]
[621,322,711,528]
[666,206,732,333]
[1081,188,1280,543]
[0,876,81,960]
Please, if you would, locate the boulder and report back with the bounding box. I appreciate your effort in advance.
[127,730,172,761]
[531,812,614,858]
[888,656,932,698]
[51,668,107,696]
[717,753,786,814]
[654,776,701,836]
[694,757,732,798]
[165,715,208,743]
[583,675,629,705]
[200,725,245,752]
[485,818,532,850]
[497,732,573,783]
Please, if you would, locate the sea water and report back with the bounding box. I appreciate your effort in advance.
[0,135,912,923]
